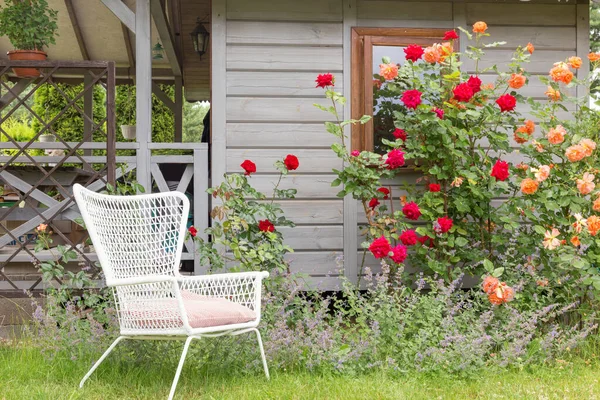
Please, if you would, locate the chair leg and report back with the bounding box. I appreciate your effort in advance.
[252,328,270,380]
[79,336,126,388]
[168,336,195,400]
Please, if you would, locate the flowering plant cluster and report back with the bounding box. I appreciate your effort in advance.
[317,22,600,306]
[189,155,299,276]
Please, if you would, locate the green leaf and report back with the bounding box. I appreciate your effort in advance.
[483,259,494,273]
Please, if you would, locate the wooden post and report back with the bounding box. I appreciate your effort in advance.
[343,0,358,284]
[136,0,152,192]
[106,62,117,185]
[193,146,209,275]
[83,72,93,168]
[174,76,183,142]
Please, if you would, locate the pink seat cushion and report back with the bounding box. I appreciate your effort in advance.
[181,290,257,328]
[123,290,256,329]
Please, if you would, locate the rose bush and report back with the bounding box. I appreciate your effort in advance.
[317,23,600,308]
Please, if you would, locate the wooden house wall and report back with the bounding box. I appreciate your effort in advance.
[213,0,589,289]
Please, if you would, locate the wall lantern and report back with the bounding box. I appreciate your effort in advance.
[190,17,210,59]
[152,42,164,60]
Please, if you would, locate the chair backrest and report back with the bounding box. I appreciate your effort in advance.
[73,184,190,285]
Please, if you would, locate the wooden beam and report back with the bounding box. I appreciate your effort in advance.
[83,72,93,165]
[150,0,182,76]
[0,79,32,110]
[174,76,183,142]
[151,81,175,112]
[101,0,136,33]
[64,0,90,60]
[122,23,135,78]
[168,0,184,68]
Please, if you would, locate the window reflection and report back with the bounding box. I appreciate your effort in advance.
[372,45,407,154]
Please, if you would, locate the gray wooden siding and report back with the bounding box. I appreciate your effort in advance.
[225,0,345,289]
[219,0,588,288]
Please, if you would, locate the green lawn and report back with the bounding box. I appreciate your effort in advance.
[1,344,600,400]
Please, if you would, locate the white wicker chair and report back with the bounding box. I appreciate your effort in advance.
[73,184,270,400]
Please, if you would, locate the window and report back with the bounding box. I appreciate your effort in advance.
[351,28,449,153]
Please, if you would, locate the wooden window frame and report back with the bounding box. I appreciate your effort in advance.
[351,28,449,151]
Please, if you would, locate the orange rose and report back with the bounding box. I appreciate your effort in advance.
[482,276,499,294]
[439,42,454,62]
[526,43,535,54]
[545,86,561,101]
[516,163,529,171]
[482,83,494,91]
[568,56,582,69]
[588,52,600,62]
[423,45,441,64]
[580,138,597,157]
[508,73,526,89]
[593,197,600,212]
[576,172,595,196]
[549,62,574,85]
[521,178,539,195]
[587,215,600,236]
[534,165,551,182]
[379,63,399,80]
[570,236,581,246]
[547,125,566,144]
[473,21,488,34]
[566,145,587,162]
[488,282,514,305]
[514,120,535,144]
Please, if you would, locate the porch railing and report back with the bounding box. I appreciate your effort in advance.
[0,60,208,297]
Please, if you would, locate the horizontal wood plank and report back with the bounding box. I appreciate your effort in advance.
[280,226,343,250]
[227,21,343,45]
[466,3,576,26]
[226,45,343,71]
[227,0,343,22]
[462,50,576,74]
[357,1,453,21]
[481,27,576,50]
[226,149,342,173]
[249,174,340,199]
[226,123,337,148]
[227,71,344,96]
[227,97,336,122]
[276,200,344,224]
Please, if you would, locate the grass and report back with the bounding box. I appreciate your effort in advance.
[2,342,600,399]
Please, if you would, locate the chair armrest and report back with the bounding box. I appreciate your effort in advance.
[177,271,269,314]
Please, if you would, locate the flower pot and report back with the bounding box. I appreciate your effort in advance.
[120,125,136,140]
[7,50,47,78]
[39,133,56,142]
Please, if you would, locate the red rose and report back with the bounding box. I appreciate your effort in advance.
[188,226,197,237]
[351,150,360,157]
[401,89,422,110]
[258,219,275,232]
[417,235,435,247]
[496,94,517,112]
[491,160,510,181]
[467,75,482,94]
[443,30,459,40]
[390,244,408,264]
[453,83,474,102]
[377,187,390,199]
[368,198,380,209]
[241,160,256,176]
[316,73,334,88]
[402,201,421,220]
[404,44,424,62]
[284,154,299,171]
[384,149,405,169]
[433,108,444,119]
[369,236,392,259]
[393,128,407,141]
[434,216,453,234]
[400,229,418,246]
[429,183,441,192]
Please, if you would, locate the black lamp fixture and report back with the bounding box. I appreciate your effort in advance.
[190,17,210,59]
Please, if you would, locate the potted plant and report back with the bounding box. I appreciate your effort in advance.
[120,85,136,140]
[0,0,59,78]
